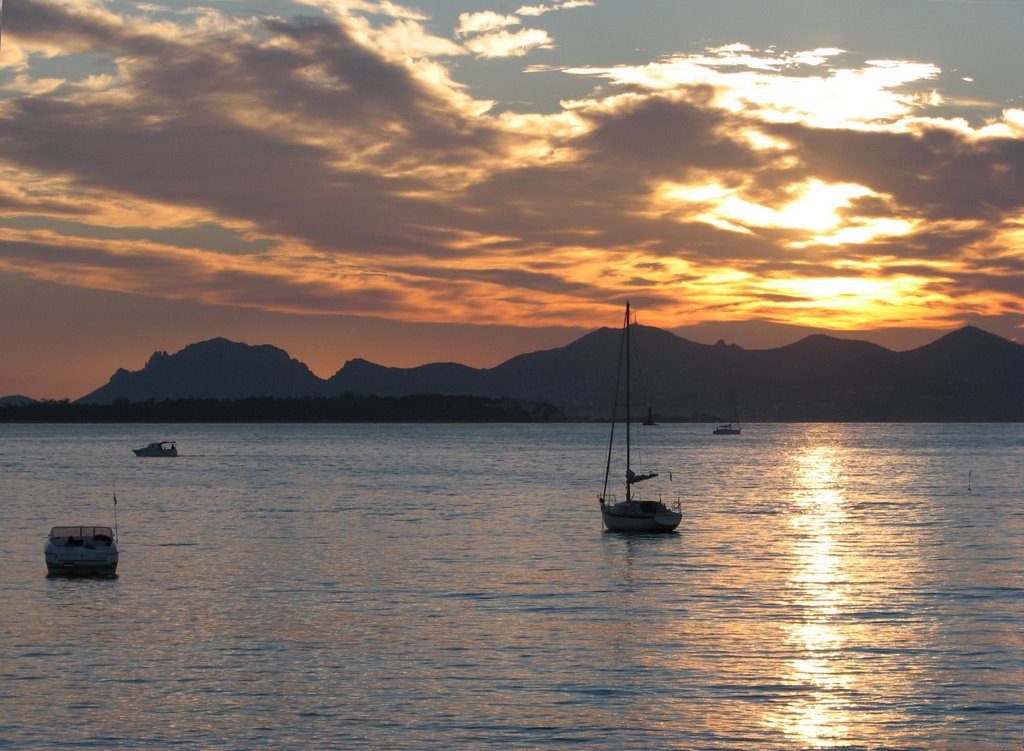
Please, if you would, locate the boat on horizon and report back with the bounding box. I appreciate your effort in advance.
[44,525,119,576]
[713,390,742,435]
[598,303,682,533]
[133,441,177,457]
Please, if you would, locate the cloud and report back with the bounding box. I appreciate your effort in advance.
[0,1,1022,337]
[518,1,594,17]
[455,11,520,37]
[462,27,553,59]
[453,5,557,59]
[565,48,943,129]
[295,0,428,22]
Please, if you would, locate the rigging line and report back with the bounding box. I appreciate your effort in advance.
[626,305,653,474]
[111,478,119,541]
[601,304,628,502]
[625,301,631,489]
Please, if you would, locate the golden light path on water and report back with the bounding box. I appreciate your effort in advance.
[771,443,855,746]
[764,436,915,747]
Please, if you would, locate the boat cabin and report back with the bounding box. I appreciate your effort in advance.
[48,526,116,545]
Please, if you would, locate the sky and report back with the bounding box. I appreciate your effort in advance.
[1,0,1023,399]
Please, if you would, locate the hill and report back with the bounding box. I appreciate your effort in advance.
[79,338,324,404]
[74,326,1024,421]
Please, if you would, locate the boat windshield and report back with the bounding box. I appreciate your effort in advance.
[49,526,114,538]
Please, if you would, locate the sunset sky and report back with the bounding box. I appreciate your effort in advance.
[2,0,1023,398]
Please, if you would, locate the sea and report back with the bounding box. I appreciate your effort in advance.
[1,422,1022,750]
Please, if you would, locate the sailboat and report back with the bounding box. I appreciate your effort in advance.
[598,303,682,533]
[713,392,741,435]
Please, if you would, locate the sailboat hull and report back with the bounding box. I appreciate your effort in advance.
[601,501,681,532]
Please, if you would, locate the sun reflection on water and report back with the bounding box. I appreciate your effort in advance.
[767,442,856,748]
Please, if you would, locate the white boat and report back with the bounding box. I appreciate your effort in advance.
[133,441,177,457]
[44,526,119,576]
[598,303,682,533]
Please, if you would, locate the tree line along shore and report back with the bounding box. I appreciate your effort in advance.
[0,394,568,423]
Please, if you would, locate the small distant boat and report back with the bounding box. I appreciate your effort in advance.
[713,391,742,435]
[44,526,119,576]
[598,303,682,533]
[133,441,177,457]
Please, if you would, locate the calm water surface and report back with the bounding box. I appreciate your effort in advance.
[2,423,1023,749]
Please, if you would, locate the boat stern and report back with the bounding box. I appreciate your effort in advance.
[45,527,119,576]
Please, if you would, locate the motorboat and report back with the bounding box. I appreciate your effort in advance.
[44,526,119,576]
[133,441,177,457]
[598,303,682,533]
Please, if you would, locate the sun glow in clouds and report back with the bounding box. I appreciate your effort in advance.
[748,273,956,332]
[657,178,915,246]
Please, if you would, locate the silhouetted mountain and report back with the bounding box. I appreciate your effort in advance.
[896,326,1024,421]
[327,325,1024,421]
[78,338,324,404]
[485,325,723,418]
[0,395,36,406]
[327,359,485,397]
[903,325,1024,376]
[74,326,1024,421]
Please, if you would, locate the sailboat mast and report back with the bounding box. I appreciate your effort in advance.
[624,301,631,501]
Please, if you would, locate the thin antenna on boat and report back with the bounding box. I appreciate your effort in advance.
[112,479,119,540]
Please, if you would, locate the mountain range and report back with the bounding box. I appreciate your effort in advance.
[64,325,1024,421]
